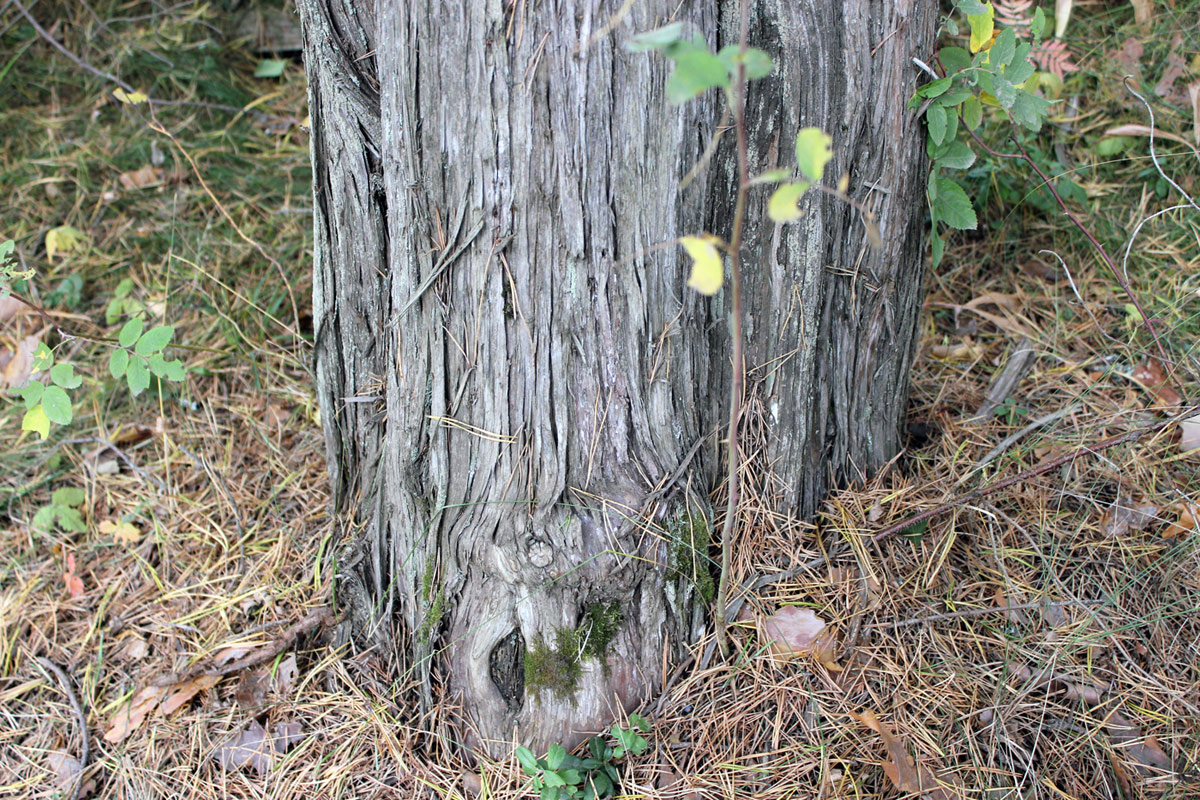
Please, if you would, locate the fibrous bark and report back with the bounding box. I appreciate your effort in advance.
[298,0,934,754]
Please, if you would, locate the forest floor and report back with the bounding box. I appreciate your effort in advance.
[1,2,1199,799]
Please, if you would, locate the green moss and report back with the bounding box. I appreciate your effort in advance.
[668,510,716,603]
[417,559,444,646]
[580,601,623,659]
[524,627,583,700]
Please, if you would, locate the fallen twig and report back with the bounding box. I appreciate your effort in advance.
[34,657,89,800]
[150,607,337,687]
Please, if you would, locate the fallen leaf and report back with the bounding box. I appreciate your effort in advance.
[1154,45,1187,101]
[0,294,25,323]
[156,674,218,717]
[99,519,141,544]
[120,634,149,661]
[217,719,274,775]
[929,341,981,361]
[1110,37,1144,75]
[1103,124,1200,156]
[761,606,828,659]
[1189,80,1200,146]
[236,669,269,709]
[1107,710,1175,779]
[1129,0,1153,26]
[1054,0,1073,38]
[272,720,305,753]
[46,750,91,796]
[1162,505,1197,538]
[271,652,298,696]
[104,684,168,743]
[854,709,960,799]
[63,553,85,599]
[461,770,483,797]
[213,645,253,665]
[0,334,40,390]
[1102,502,1160,538]
[45,225,86,260]
[118,164,163,191]
[1130,359,1183,407]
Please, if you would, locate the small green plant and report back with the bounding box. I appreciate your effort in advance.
[0,239,33,294]
[915,0,1055,267]
[515,714,651,800]
[108,316,186,396]
[16,343,82,439]
[32,486,87,534]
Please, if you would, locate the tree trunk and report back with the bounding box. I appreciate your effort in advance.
[297,0,934,755]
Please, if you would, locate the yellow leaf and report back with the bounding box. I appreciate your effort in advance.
[22,404,50,439]
[112,88,149,105]
[45,225,85,260]
[767,181,810,223]
[99,519,142,544]
[680,234,724,296]
[968,2,995,53]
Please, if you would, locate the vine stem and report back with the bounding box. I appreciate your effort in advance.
[715,0,752,661]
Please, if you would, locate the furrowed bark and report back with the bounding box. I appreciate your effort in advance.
[298,0,934,754]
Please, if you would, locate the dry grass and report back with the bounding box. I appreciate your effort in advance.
[2,2,1199,799]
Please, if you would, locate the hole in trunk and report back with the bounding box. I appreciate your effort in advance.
[489,627,525,712]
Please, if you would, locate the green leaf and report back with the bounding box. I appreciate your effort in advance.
[52,487,85,507]
[254,59,288,78]
[41,385,72,425]
[968,2,995,54]
[931,230,946,269]
[118,317,144,348]
[559,769,582,785]
[666,50,729,103]
[49,362,82,389]
[990,27,1016,70]
[591,773,612,797]
[939,46,971,75]
[109,348,130,378]
[588,737,605,761]
[933,140,976,170]
[926,103,948,146]
[126,356,151,396]
[625,22,685,52]
[135,325,174,356]
[33,342,54,372]
[603,764,619,783]
[750,167,790,185]
[1010,91,1052,131]
[1096,136,1133,156]
[19,380,45,409]
[1031,7,1046,42]
[163,359,187,382]
[932,178,978,230]
[793,127,833,182]
[941,87,972,105]
[57,506,86,533]
[33,504,57,530]
[957,0,988,13]
[1003,43,1035,85]
[23,404,51,439]
[516,747,540,774]
[546,744,567,771]
[919,77,952,98]
[963,95,983,130]
[148,353,170,378]
[717,45,773,79]
[993,76,1017,109]
[113,277,134,300]
[542,772,566,788]
[631,713,650,731]
[901,519,929,541]
[767,181,810,223]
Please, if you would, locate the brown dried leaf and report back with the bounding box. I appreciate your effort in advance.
[0,334,39,390]
[118,164,163,191]
[272,720,305,753]
[236,669,269,709]
[1155,49,1187,101]
[46,750,83,793]
[1110,37,1144,75]
[217,719,274,776]
[1179,417,1200,453]
[104,684,168,743]
[1107,710,1174,778]
[63,553,85,599]
[157,674,218,717]
[271,652,298,696]
[1103,124,1200,155]
[1129,0,1154,26]
[761,606,827,659]
[1130,359,1183,407]
[1102,502,1160,538]
[854,709,960,799]
[1163,504,1197,538]
[213,645,253,665]
[99,519,141,545]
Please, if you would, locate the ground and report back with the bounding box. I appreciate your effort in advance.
[1,2,1199,799]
